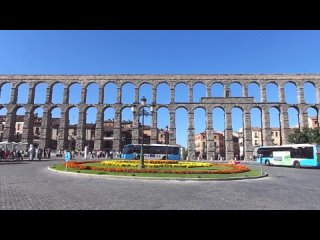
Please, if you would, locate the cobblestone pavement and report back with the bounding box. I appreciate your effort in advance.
[1,159,320,209]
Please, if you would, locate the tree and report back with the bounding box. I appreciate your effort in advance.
[288,128,320,144]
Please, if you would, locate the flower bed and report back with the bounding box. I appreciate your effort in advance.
[64,160,250,174]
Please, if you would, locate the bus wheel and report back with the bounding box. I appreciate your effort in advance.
[293,161,301,168]
[135,155,140,160]
[265,160,270,166]
[162,156,167,160]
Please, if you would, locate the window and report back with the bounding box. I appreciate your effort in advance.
[214,136,217,139]
[17,124,21,130]
[255,140,258,145]
[203,142,206,148]
[271,132,274,136]
[254,132,258,138]
[275,132,278,137]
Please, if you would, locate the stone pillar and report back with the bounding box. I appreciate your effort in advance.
[28,84,35,104]
[206,110,215,160]
[206,85,211,97]
[242,84,248,97]
[243,109,253,161]
[187,111,196,160]
[117,87,121,103]
[260,84,266,103]
[98,87,104,104]
[135,87,139,103]
[10,84,18,104]
[76,109,85,152]
[45,85,52,104]
[299,107,308,129]
[152,87,157,104]
[2,106,16,142]
[94,107,103,151]
[62,87,69,104]
[169,110,176,145]
[297,84,305,104]
[150,108,157,144]
[225,109,234,160]
[40,107,51,148]
[80,87,87,104]
[316,84,320,104]
[280,106,290,145]
[57,107,68,151]
[189,87,193,102]
[262,107,272,146]
[21,107,34,145]
[224,85,229,97]
[132,110,139,144]
[279,85,285,103]
[113,109,121,154]
[170,88,175,103]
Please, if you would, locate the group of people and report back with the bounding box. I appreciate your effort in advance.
[0,148,24,161]
[28,146,51,161]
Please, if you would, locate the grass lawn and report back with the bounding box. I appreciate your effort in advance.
[50,162,263,179]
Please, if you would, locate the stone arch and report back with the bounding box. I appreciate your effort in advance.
[30,106,44,146]
[65,106,79,151]
[0,83,12,104]
[83,106,97,151]
[17,83,29,104]
[103,82,117,104]
[174,83,188,102]
[13,106,26,143]
[34,82,47,104]
[52,82,64,104]
[156,82,170,104]
[121,106,134,146]
[287,106,300,129]
[48,107,61,150]
[102,107,116,152]
[157,106,170,144]
[0,107,7,141]
[139,83,152,104]
[250,107,262,147]
[284,82,297,104]
[121,82,135,104]
[304,82,316,104]
[86,82,99,104]
[69,82,81,104]
[229,82,243,97]
[175,107,188,149]
[211,83,224,97]
[266,82,279,102]
[193,83,206,103]
[248,82,261,102]
[212,106,225,159]
[231,106,244,159]
[307,106,319,128]
[194,106,207,159]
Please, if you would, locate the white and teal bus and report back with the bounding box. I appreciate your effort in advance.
[256,144,320,168]
[121,144,181,160]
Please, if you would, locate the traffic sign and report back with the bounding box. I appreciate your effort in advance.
[65,152,71,162]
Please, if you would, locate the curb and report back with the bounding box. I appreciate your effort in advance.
[47,166,268,181]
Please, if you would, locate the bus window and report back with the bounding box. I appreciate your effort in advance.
[301,147,314,159]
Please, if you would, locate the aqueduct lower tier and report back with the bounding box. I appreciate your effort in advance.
[0,74,320,160]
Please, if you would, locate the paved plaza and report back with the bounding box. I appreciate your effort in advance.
[1,159,320,210]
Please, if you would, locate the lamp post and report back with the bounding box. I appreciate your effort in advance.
[131,96,154,169]
[165,125,169,160]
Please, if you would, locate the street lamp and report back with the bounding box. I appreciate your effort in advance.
[131,96,154,169]
[165,125,169,160]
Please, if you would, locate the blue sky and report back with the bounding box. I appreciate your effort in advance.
[1,30,320,147]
